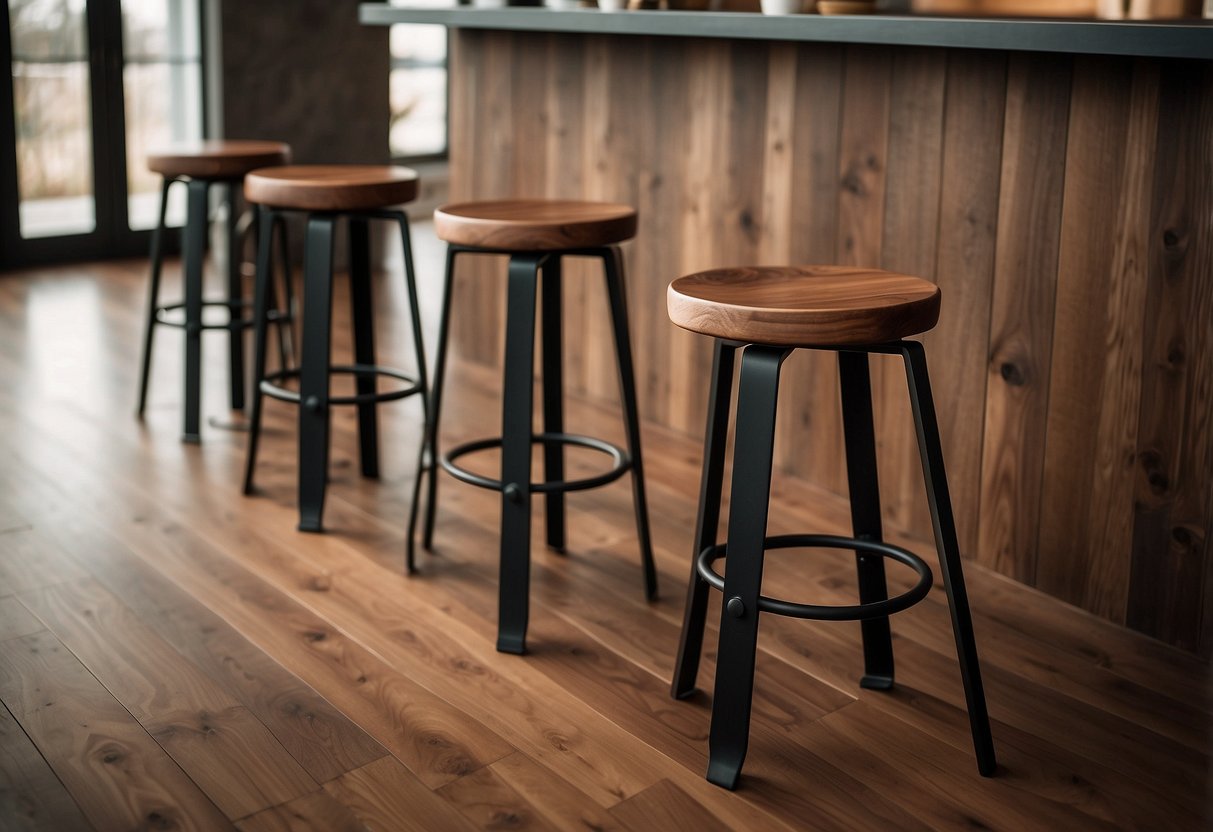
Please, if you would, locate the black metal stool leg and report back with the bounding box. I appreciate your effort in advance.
[226,182,246,412]
[297,214,337,533]
[498,254,545,654]
[422,246,458,552]
[601,246,658,601]
[277,215,296,370]
[137,177,173,417]
[707,344,790,790]
[243,207,277,495]
[901,340,997,776]
[839,350,896,690]
[672,339,736,699]
[181,178,210,443]
[348,216,379,479]
[541,256,566,553]
[395,212,431,575]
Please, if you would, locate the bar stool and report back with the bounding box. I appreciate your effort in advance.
[419,199,657,654]
[666,265,996,790]
[137,140,295,442]
[242,166,429,533]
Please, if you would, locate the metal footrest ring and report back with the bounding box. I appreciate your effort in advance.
[260,364,423,406]
[155,299,290,331]
[441,432,631,494]
[696,534,933,621]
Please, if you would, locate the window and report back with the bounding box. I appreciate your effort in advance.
[388,0,447,160]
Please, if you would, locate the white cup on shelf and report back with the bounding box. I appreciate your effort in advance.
[598,0,626,10]
[761,0,804,13]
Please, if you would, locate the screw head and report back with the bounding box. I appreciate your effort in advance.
[727,597,745,618]
[304,395,322,412]
[503,483,523,503]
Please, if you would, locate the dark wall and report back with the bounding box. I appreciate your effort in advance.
[220,0,389,165]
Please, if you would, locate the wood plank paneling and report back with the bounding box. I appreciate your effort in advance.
[443,33,1212,645]
[977,54,1071,583]
[1038,58,1160,620]
[1127,61,1213,652]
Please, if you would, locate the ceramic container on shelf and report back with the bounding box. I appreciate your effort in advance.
[761,0,804,13]
[598,0,626,9]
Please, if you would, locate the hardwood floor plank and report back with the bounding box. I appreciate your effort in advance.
[321,757,479,832]
[235,790,366,832]
[608,779,731,832]
[15,580,317,820]
[436,760,564,832]
[0,630,232,831]
[0,529,87,599]
[32,523,389,783]
[486,752,624,832]
[0,597,42,643]
[0,701,92,832]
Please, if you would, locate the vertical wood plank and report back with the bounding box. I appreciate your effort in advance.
[874,47,948,541]
[976,54,1072,582]
[926,49,1007,556]
[1038,57,1160,620]
[773,45,845,488]
[1127,61,1213,650]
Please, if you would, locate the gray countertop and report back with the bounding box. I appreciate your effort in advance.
[359,4,1213,60]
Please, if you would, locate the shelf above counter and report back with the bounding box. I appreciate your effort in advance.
[358,4,1213,60]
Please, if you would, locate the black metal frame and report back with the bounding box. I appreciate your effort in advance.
[243,206,429,535]
[0,1,208,268]
[414,243,657,654]
[671,339,996,790]
[135,175,293,442]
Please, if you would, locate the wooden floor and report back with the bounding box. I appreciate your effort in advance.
[0,231,1210,831]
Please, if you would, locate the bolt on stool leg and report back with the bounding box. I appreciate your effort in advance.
[671,339,736,699]
[137,177,173,418]
[901,340,997,776]
[839,350,896,690]
[181,178,210,443]
[296,214,337,533]
[602,246,658,601]
[497,254,545,654]
[707,344,790,790]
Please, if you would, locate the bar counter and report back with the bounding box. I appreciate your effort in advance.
[364,5,1213,656]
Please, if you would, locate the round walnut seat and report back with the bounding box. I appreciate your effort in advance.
[667,265,941,347]
[244,165,420,212]
[433,199,637,251]
[146,140,291,180]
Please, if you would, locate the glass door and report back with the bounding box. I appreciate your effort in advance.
[0,0,203,268]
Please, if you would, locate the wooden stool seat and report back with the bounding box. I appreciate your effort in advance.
[667,266,941,346]
[244,165,420,212]
[433,199,638,251]
[146,140,291,180]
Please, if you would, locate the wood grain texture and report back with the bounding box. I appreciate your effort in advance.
[16,580,318,819]
[0,630,232,831]
[243,165,419,211]
[1037,57,1159,620]
[0,701,91,832]
[433,199,637,251]
[1126,61,1213,653]
[445,31,1213,650]
[976,53,1071,583]
[146,140,290,180]
[666,265,941,346]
